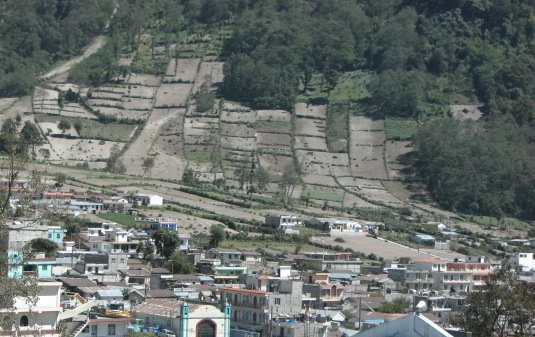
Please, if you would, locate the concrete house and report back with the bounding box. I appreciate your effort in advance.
[135,193,164,206]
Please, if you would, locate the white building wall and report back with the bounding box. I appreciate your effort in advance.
[509,253,535,272]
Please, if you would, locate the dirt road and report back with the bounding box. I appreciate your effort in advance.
[40,36,107,80]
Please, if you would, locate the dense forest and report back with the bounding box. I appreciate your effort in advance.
[0,0,114,96]
[1,0,535,219]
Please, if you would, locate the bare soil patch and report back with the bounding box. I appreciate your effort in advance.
[257,153,294,175]
[256,133,291,147]
[450,104,483,120]
[296,150,351,176]
[221,123,255,138]
[128,74,162,87]
[342,193,379,209]
[193,61,224,93]
[220,136,256,150]
[301,174,338,187]
[357,187,405,208]
[337,176,383,190]
[2,96,33,118]
[0,97,20,112]
[294,136,327,151]
[125,86,156,99]
[154,83,192,108]
[349,116,387,179]
[322,234,459,261]
[295,117,325,137]
[255,110,291,121]
[170,58,201,82]
[122,98,153,111]
[294,103,327,119]
[385,140,412,179]
[37,138,124,162]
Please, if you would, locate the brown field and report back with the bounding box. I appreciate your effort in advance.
[221,123,255,138]
[255,110,291,121]
[385,140,412,179]
[337,176,384,189]
[154,83,192,107]
[124,86,156,99]
[301,174,338,187]
[295,117,325,137]
[220,136,256,150]
[349,116,388,179]
[294,102,327,119]
[193,61,224,92]
[91,91,123,100]
[172,58,201,82]
[165,58,177,76]
[221,109,255,124]
[127,74,162,87]
[122,98,153,111]
[294,136,327,151]
[256,133,291,147]
[296,150,351,176]
[257,153,294,175]
[342,192,379,208]
[357,186,405,208]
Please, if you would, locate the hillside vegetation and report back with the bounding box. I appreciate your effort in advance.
[1,0,535,220]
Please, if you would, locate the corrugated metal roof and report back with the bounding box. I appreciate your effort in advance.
[133,299,192,316]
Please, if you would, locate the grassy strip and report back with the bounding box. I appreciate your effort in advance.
[185,151,212,163]
[302,190,344,202]
[97,213,136,228]
[384,118,418,140]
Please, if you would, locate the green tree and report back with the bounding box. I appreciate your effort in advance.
[63,217,81,239]
[209,224,225,248]
[26,238,60,258]
[233,164,248,191]
[279,164,300,198]
[106,145,126,174]
[152,227,180,259]
[20,121,42,155]
[142,157,155,177]
[74,121,83,134]
[453,263,535,337]
[165,251,194,274]
[136,241,155,262]
[378,298,410,313]
[254,166,270,193]
[182,168,199,185]
[57,120,71,133]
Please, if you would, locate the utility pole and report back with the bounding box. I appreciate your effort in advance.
[358,296,362,330]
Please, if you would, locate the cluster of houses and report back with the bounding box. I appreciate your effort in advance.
[2,180,535,337]
[7,209,533,337]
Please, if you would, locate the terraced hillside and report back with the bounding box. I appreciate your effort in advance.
[0,25,422,214]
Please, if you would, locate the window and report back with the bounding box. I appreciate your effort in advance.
[48,234,52,239]
[108,324,116,336]
[274,298,281,305]
[42,265,48,271]
[57,233,61,239]
[111,259,116,263]
[20,316,29,326]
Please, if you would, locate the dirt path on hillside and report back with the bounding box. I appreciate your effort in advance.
[40,3,117,80]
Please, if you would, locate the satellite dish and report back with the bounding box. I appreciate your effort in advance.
[416,300,428,313]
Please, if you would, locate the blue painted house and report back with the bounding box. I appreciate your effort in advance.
[48,226,66,244]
